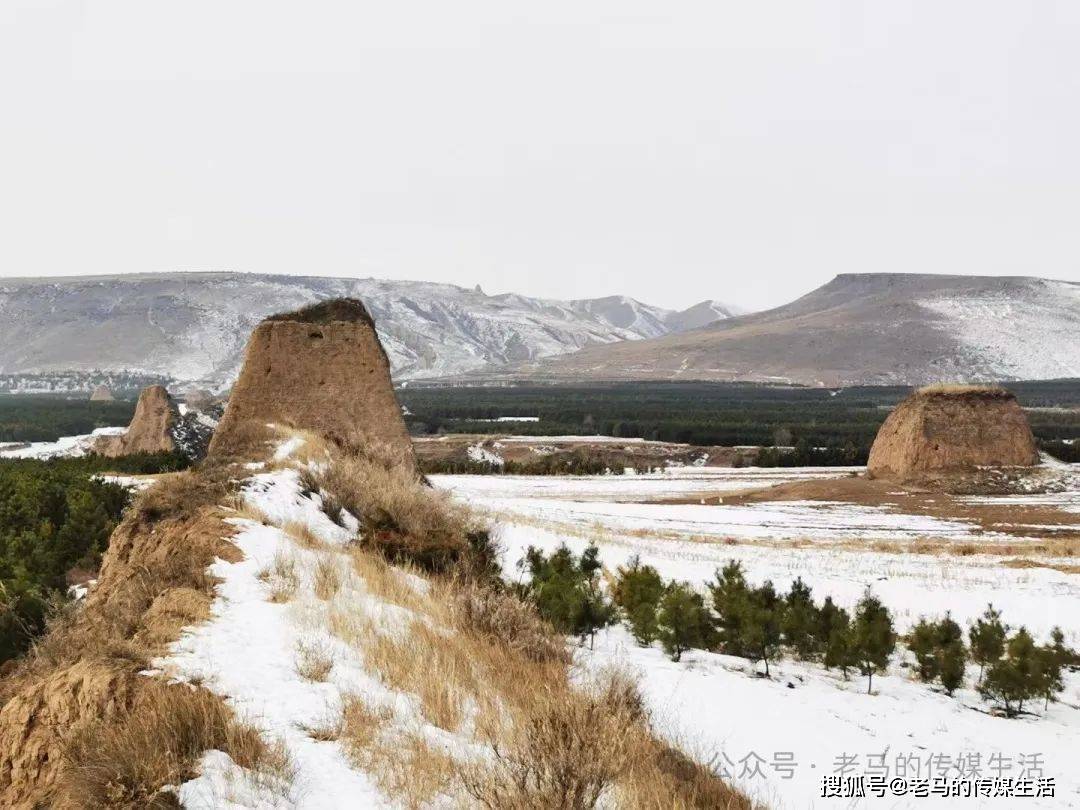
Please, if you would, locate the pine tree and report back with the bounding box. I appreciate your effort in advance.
[852,589,895,694]
[743,581,783,677]
[709,560,750,656]
[907,618,940,682]
[938,640,967,696]
[980,627,1040,717]
[968,604,1007,685]
[818,598,856,677]
[520,543,613,646]
[657,582,715,662]
[782,577,819,659]
[1036,627,1068,710]
[612,556,665,645]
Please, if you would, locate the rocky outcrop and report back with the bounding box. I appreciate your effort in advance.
[867,386,1040,480]
[209,298,416,467]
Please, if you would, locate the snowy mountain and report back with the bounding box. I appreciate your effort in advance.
[514,274,1080,386]
[0,272,736,388]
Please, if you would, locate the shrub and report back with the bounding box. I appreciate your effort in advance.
[449,581,569,665]
[458,671,643,810]
[315,447,497,578]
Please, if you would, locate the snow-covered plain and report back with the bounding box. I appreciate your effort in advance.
[441,468,1080,809]
[434,466,858,503]
[0,426,126,459]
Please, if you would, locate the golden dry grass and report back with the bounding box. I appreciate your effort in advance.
[294,640,335,682]
[281,519,325,550]
[55,680,291,808]
[346,547,425,611]
[311,448,496,576]
[257,552,299,603]
[917,383,1005,396]
[313,555,343,600]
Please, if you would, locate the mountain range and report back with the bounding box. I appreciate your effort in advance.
[514,273,1080,386]
[0,272,738,388]
[2,271,1077,390]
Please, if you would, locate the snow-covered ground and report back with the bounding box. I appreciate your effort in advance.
[576,625,1078,810]
[433,466,857,503]
[0,426,126,459]
[442,468,1080,809]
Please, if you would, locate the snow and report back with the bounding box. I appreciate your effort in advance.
[445,467,1080,808]
[575,625,1078,810]
[432,466,854,503]
[917,281,1080,381]
[465,442,504,466]
[0,426,126,459]
[0,273,739,385]
[471,416,540,422]
[158,475,391,808]
[95,473,157,491]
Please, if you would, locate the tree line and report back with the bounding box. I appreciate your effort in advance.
[516,545,1076,716]
[0,453,186,664]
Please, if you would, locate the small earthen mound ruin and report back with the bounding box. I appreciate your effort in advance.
[209,298,415,466]
[88,384,114,402]
[867,385,1040,480]
[93,385,179,456]
[93,385,215,460]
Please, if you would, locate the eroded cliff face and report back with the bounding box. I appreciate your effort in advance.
[209,299,415,468]
[868,387,1040,480]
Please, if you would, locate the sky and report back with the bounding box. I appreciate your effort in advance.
[1,2,1078,312]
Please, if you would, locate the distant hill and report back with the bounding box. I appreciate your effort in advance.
[0,272,738,388]
[512,274,1080,386]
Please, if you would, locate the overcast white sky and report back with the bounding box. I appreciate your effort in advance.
[1,1,1078,311]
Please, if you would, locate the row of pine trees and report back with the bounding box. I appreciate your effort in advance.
[515,544,1075,717]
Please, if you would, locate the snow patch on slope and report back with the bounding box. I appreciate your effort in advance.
[917,281,1080,380]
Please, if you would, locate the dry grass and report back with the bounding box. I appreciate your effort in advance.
[257,552,299,603]
[338,694,456,809]
[362,621,471,731]
[207,418,275,464]
[281,519,325,550]
[133,470,234,524]
[54,681,291,808]
[295,640,335,682]
[444,580,569,665]
[1002,557,1080,574]
[227,499,272,526]
[338,693,395,768]
[347,547,425,611]
[917,383,1005,396]
[458,671,642,810]
[313,555,343,600]
[312,447,496,576]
